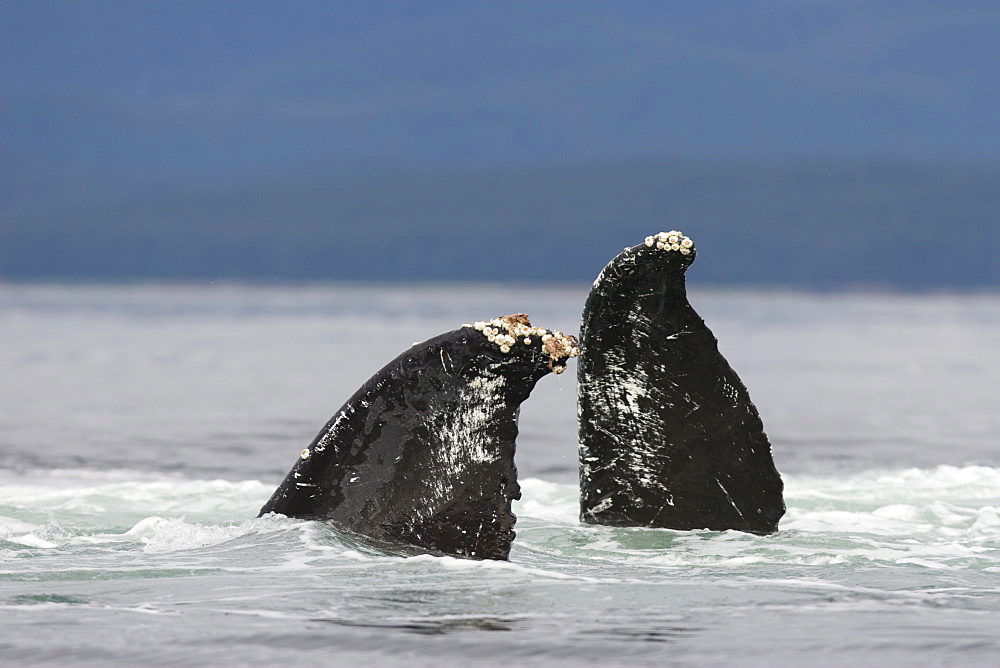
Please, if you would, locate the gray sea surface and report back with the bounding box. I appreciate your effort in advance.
[2,284,999,666]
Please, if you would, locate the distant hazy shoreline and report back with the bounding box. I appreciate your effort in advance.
[3,159,997,289]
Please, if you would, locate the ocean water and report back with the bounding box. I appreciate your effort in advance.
[2,284,999,666]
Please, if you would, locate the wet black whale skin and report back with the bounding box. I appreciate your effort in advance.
[578,243,785,534]
[260,327,561,560]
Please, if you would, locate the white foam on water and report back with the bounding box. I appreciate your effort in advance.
[0,471,272,515]
[123,514,294,553]
[401,552,599,581]
[1,466,998,577]
[515,477,579,522]
[785,465,1000,504]
[510,469,1000,574]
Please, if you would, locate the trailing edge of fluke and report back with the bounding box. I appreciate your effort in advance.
[578,231,785,534]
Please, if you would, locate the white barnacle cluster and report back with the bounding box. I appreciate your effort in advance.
[643,230,695,255]
[467,314,580,373]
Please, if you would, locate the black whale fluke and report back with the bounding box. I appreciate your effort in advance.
[578,232,785,534]
[260,315,578,560]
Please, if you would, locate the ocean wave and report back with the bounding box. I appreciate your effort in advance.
[0,466,998,574]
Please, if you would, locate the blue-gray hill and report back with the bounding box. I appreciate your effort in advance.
[2,160,997,288]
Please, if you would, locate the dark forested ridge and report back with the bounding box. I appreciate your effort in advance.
[2,160,997,288]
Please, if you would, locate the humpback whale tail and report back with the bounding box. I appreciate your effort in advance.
[577,232,785,534]
[260,315,578,560]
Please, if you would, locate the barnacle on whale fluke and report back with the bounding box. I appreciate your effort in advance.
[465,314,579,372]
[644,230,695,254]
